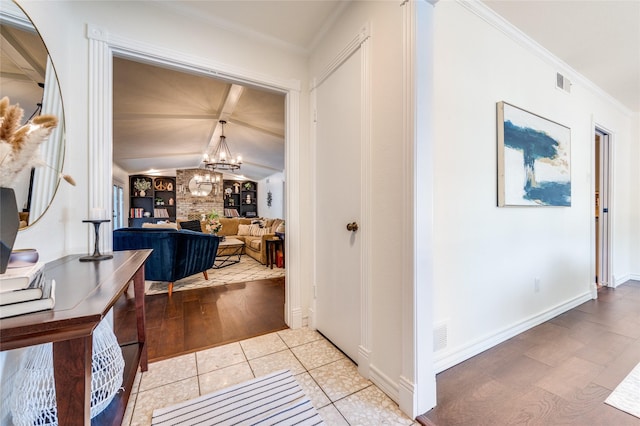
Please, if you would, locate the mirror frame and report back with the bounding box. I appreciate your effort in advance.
[188,174,218,197]
[0,0,66,230]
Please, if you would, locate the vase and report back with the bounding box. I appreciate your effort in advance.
[0,187,20,274]
[139,190,146,197]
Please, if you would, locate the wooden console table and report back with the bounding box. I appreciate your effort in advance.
[0,250,151,425]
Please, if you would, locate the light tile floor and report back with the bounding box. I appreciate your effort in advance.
[123,328,417,425]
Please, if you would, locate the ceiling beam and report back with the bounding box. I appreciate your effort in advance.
[0,31,44,82]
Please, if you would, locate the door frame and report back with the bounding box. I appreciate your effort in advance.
[86,25,304,328]
[593,125,614,290]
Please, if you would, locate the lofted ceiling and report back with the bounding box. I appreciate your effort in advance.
[0,19,48,120]
[112,57,286,181]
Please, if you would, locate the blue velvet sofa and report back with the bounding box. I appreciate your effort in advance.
[113,228,220,296]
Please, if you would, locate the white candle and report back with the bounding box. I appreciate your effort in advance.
[90,207,105,220]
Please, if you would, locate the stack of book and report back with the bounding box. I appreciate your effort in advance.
[154,208,169,218]
[0,262,56,319]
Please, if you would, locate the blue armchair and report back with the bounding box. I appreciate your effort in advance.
[113,228,220,296]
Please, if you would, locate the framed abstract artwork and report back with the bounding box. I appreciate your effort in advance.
[497,102,571,207]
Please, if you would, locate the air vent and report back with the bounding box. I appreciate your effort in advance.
[433,321,448,352]
[556,72,571,93]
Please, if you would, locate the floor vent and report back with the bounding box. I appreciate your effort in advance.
[556,72,571,93]
[433,321,448,352]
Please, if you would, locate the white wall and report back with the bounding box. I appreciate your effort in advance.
[257,173,285,220]
[432,1,637,370]
[632,113,640,281]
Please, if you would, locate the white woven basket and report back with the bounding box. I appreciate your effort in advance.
[10,319,125,425]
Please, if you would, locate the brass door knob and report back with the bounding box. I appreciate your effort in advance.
[346,222,359,232]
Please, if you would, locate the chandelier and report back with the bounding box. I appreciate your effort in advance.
[203,120,242,171]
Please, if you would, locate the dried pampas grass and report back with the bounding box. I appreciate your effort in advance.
[0,96,73,187]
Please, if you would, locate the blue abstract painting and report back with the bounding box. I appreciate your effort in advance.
[497,102,571,206]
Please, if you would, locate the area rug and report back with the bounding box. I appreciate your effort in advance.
[605,361,640,419]
[151,369,323,425]
[146,256,285,295]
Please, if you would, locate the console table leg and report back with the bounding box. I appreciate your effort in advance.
[133,264,148,371]
[53,336,92,425]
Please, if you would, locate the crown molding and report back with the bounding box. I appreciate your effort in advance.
[457,0,633,117]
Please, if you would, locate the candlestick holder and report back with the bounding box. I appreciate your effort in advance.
[80,219,113,262]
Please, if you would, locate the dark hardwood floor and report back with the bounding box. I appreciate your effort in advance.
[113,277,287,362]
[418,280,640,425]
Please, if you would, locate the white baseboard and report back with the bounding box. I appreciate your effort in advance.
[434,291,592,372]
[357,345,371,379]
[369,364,399,403]
[616,274,638,286]
[398,375,415,417]
[289,307,303,329]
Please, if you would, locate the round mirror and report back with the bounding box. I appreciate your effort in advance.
[1,0,65,229]
[188,174,219,197]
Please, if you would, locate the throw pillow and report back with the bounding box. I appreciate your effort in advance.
[238,224,252,236]
[250,225,271,237]
[142,222,178,229]
[180,220,202,232]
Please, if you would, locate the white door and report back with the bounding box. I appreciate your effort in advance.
[314,50,362,362]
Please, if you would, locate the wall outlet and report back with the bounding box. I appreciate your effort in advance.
[534,277,540,293]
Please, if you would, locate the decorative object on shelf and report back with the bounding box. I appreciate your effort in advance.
[0,187,19,274]
[203,120,242,171]
[167,182,173,191]
[244,182,253,191]
[80,219,113,262]
[143,212,151,217]
[205,210,222,235]
[0,98,74,272]
[0,97,74,188]
[246,194,251,204]
[10,318,125,424]
[169,197,174,206]
[225,188,232,197]
[497,101,571,207]
[133,178,151,197]
[7,248,39,268]
[267,191,273,207]
[233,182,240,193]
[154,180,166,191]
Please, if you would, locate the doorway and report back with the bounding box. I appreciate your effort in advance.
[88,28,303,328]
[112,182,124,229]
[594,128,611,287]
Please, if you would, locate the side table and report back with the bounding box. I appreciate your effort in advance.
[265,238,283,270]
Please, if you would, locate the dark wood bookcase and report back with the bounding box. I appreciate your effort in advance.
[129,175,176,226]
[223,180,257,217]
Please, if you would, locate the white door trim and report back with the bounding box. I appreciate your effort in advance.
[87,25,303,327]
[593,122,615,289]
[399,0,437,417]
